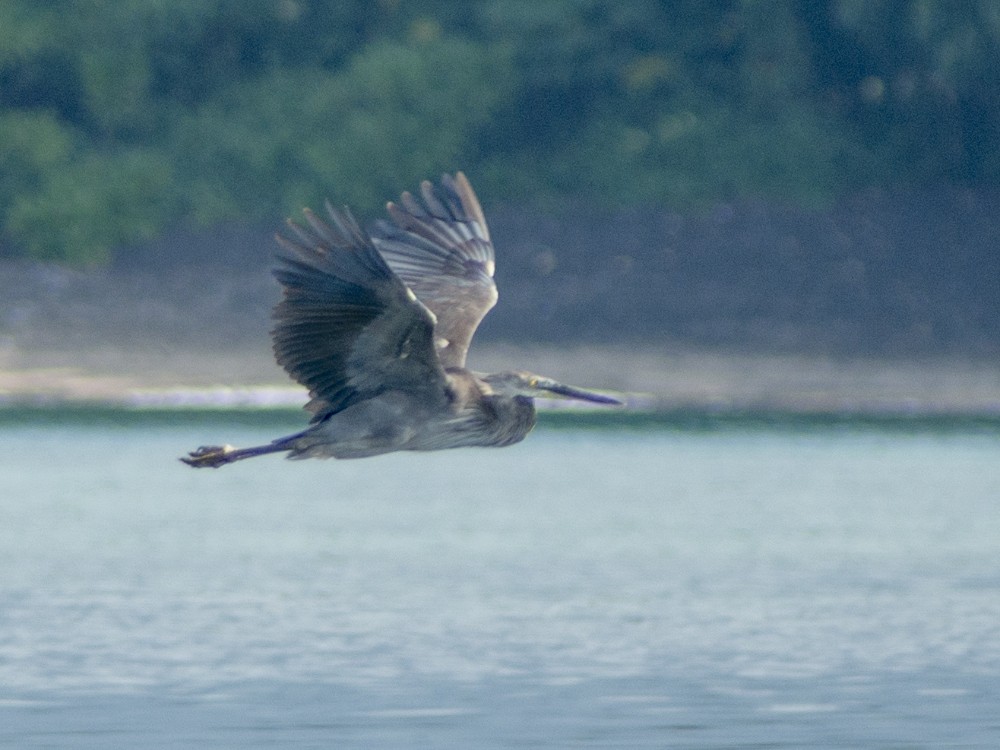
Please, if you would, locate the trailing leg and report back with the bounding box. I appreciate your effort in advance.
[181,441,289,468]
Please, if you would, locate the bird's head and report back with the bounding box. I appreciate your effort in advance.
[479,371,623,405]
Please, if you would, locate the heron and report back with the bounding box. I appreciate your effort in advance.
[182,172,621,468]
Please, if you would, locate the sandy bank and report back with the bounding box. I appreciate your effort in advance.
[2,342,999,415]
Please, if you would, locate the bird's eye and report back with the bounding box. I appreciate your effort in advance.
[529,378,538,387]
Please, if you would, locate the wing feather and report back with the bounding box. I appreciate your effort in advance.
[371,172,497,369]
[272,204,449,421]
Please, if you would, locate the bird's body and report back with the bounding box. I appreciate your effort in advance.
[183,173,619,469]
[276,370,536,460]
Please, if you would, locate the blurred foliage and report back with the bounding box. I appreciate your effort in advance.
[0,0,997,264]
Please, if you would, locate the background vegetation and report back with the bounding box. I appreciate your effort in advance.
[1,0,998,264]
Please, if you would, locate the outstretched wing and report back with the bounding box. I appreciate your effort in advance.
[272,204,450,421]
[370,172,497,369]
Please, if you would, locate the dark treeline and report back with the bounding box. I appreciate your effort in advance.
[1,0,998,265]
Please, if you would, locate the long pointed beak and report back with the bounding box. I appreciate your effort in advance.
[538,379,623,405]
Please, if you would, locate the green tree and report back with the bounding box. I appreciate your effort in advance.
[0,0,997,264]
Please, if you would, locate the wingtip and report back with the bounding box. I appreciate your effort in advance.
[451,171,488,241]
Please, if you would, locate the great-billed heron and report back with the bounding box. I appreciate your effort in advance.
[182,172,621,468]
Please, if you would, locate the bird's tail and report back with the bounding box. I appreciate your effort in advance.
[180,441,288,469]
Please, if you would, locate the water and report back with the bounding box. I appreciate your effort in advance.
[1,412,998,748]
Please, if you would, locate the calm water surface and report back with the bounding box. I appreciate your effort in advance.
[0,413,998,748]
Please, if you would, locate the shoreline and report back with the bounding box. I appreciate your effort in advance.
[2,343,999,416]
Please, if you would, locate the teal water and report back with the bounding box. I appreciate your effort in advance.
[1,411,998,748]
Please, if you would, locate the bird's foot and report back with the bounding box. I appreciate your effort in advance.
[180,444,237,469]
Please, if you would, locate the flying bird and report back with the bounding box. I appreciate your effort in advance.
[182,172,621,468]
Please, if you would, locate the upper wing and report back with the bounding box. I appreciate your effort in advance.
[272,203,451,421]
[370,172,497,369]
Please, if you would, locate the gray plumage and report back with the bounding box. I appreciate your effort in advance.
[182,172,620,468]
